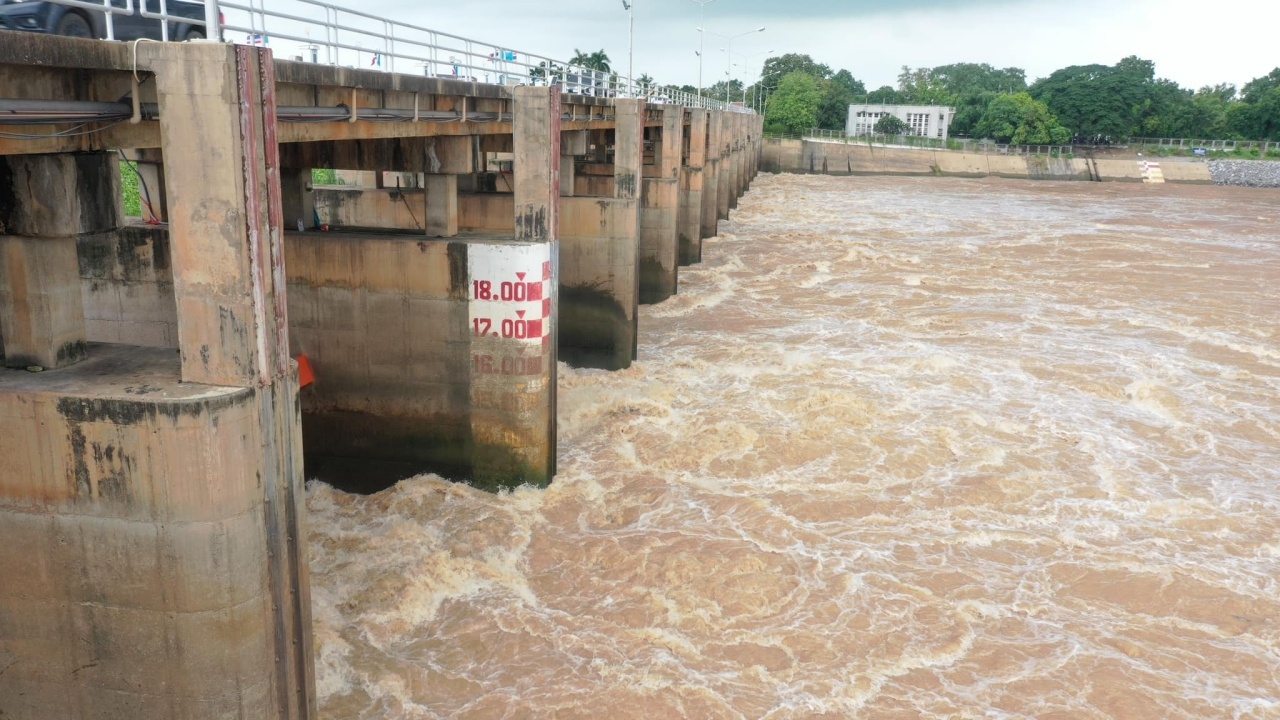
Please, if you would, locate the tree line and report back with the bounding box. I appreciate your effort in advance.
[751,54,1280,144]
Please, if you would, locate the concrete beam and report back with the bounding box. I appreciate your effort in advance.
[561,154,577,197]
[425,174,458,237]
[424,135,474,174]
[280,168,316,231]
[561,129,589,156]
[0,235,86,368]
[0,152,120,237]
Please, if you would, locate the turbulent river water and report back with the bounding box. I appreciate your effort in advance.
[307,175,1280,719]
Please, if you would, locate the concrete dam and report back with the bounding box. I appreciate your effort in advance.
[0,33,760,718]
[5,22,1278,720]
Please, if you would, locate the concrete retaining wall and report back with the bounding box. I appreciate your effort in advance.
[762,138,1215,184]
[311,186,429,231]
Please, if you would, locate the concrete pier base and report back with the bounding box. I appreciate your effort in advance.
[0,42,314,719]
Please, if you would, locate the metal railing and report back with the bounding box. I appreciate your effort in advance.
[793,130,1076,157]
[27,0,750,113]
[1129,137,1280,154]
[49,0,211,42]
[216,0,748,110]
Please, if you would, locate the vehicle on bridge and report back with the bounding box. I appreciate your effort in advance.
[0,0,207,41]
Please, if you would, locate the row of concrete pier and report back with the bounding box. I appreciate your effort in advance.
[0,35,761,718]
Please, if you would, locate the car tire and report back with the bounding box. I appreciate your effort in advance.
[55,12,93,38]
[183,28,205,41]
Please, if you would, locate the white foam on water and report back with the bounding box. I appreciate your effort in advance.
[307,175,1280,719]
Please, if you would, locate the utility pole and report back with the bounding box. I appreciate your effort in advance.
[689,0,717,102]
[623,0,634,96]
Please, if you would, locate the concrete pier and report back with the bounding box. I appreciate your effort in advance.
[639,105,683,304]
[702,111,723,240]
[679,109,708,266]
[1,41,314,719]
[558,99,643,370]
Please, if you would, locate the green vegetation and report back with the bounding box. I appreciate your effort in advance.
[312,169,343,185]
[752,52,1280,146]
[570,49,612,73]
[765,72,824,135]
[120,159,142,217]
[975,93,1071,144]
[873,115,909,135]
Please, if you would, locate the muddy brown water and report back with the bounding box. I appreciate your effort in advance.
[308,175,1280,719]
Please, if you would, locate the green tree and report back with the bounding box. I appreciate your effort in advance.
[1241,68,1280,104]
[873,115,909,135]
[1030,56,1157,141]
[766,72,824,134]
[928,63,1027,97]
[529,60,563,83]
[918,63,1028,136]
[706,78,745,103]
[637,73,655,87]
[817,69,868,131]
[866,85,903,104]
[976,92,1072,144]
[897,66,956,106]
[1229,86,1280,140]
[570,49,612,73]
[1188,84,1236,138]
[761,53,832,82]
[1228,69,1280,140]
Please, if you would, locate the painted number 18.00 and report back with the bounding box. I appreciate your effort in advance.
[473,280,538,302]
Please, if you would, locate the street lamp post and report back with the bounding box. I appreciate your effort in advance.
[621,0,634,97]
[722,48,773,107]
[688,0,718,102]
[701,26,765,105]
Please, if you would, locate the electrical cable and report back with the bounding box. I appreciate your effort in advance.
[117,150,162,225]
[0,121,126,140]
[394,177,423,232]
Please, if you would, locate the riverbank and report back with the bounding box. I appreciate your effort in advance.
[763,138,1280,187]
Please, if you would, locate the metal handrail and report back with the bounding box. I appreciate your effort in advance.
[803,130,1077,157]
[138,0,209,42]
[41,0,136,41]
[29,0,753,112]
[1129,137,1279,153]
[211,0,749,111]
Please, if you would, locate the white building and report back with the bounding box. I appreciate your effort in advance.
[847,104,956,140]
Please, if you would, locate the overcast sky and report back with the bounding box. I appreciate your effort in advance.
[334,0,1278,91]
